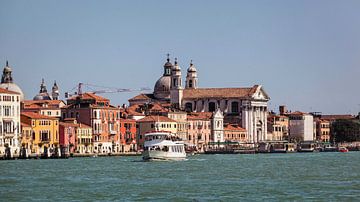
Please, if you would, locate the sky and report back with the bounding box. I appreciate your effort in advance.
[1,0,360,114]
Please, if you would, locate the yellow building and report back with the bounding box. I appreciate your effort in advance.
[21,112,59,157]
[267,114,289,141]
[76,123,93,154]
[136,115,177,149]
[166,111,188,141]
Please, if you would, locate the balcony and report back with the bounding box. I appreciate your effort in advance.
[109,130,117,135]
[4,132,15,138]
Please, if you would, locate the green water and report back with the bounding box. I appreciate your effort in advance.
[0,152,359,201]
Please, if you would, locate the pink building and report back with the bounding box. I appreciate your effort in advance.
[187,112,212,152]
[59,120,77,157]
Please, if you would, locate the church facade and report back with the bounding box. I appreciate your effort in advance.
[129,56,270,143]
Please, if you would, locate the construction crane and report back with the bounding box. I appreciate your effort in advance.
[65,83,151,98]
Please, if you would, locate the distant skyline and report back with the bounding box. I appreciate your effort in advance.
[1,0,360,114]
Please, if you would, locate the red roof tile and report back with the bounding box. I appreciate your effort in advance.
[128,94,152,101]
[321,115,355,120]
[21,112,58,120]
[224,124,246,132]
[183,86,258,99]
[187,112,213,120]
[138,115,176,123]
[67,92,109,101]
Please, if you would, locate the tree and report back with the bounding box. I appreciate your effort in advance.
[331,119,360,142]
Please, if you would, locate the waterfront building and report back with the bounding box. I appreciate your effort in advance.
[21,100,66,118]
[288,111,314,142]
[267,114,289,141]
[0,61,25,101]
[0,88,21,158]
[20,122,33,158]
[59,120,77,155]
[166,111,188,141]
[186,112,212,151]
[136,115,177,149]
[224,124,247,143]
[75,122,93,154]
[314,118,330,142]
[119,118,137,152]
[62,92,122,154]
[129,56,270,144]
[20,112,60,157]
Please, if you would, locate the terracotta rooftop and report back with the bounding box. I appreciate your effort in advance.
[138,115,176,123]
[0,87,20,95]
[67,92,109,101]
[23,100,64,105]
[224,124,247,132]
[321,114,355,120]
[23,100,64,109]
[128,93,153,101]
[183,85,259,99]
[187,112,213,120]
[288,111,310,116]
[21,112,57,120]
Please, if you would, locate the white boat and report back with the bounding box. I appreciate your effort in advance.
[142,131,186,161]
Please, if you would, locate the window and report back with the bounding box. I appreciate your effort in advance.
[185,103,193,112]
[231,101,239,113]
[189,80,193,88]
[208,102,216,112]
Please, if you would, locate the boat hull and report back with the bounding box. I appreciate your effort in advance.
[142,150,186,161]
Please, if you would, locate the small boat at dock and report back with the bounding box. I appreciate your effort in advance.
[338,147,349,153]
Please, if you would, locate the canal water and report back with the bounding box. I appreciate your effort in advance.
[0,152,359,201]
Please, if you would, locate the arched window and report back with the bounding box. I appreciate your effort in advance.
[189,80,193,88]
[185,103,193,112]
[208,102,216,112]
[231,101,239,113]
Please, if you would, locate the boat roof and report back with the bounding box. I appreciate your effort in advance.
[144,131,174,136]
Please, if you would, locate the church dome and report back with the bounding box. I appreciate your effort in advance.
[187,61,197,72]
[33,79,53,101]
[0,83,25,101]
[153,75,171,99]
[33,93,52,101]
[173,59,181,71]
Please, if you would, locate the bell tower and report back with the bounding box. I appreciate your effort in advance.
[52,81,60,100]
[170,58,183,109]
[185,60,198,89]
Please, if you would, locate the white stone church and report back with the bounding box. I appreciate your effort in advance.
[129,56,270,143]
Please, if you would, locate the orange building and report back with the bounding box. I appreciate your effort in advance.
[315,118,330,142]
[224,124,247,142]
[20,122,33,157]
[119,118,137,152]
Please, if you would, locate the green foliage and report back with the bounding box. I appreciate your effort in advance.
[331,119,360,142]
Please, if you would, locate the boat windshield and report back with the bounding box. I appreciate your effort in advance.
[145,134,170,141]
